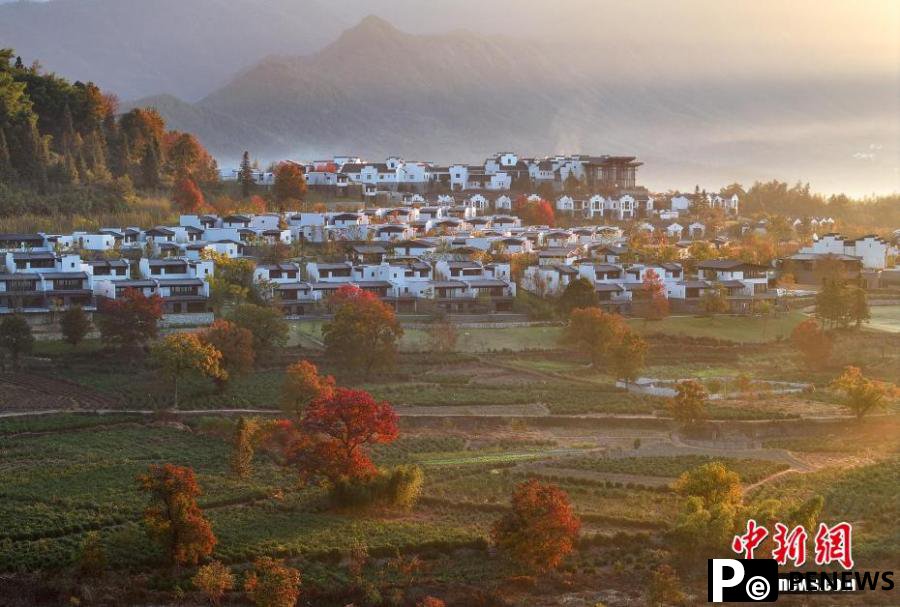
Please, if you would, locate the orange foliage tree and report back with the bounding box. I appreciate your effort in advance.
[281,359,335,418]
[790,318,832,369]
[273,161,307,208]
[322,285,404,377]
[642,268,669,320]
[561,307,627,367]
[512,195,555,227]
[201,319,256,390]
[243,557,301,607]
[137,464,216,566]
[288,387,399,483]
[150,333,225,409]
[173,176,206,213]
[491,480,581,573]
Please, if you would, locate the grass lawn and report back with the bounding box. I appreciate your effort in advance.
[291,320,562,352]
[867,304,900,333]
[629,310,808,343]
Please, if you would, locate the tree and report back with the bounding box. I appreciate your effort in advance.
[322,285,404,377]
[646,564,686,607]
[273,161,307,207]
[77,532,107,578]
[701,284,729,316]
[0,315,34,368]
[427,316,459,353]
[512,195,555,227]
[491,480,581,574]
[830,366,896,421]
[847,285,870,329]
[231,416,260,479]
[150,333,226,409]
[790,319,832,369]
[642,269,669,320]
[193,560,235,607]
[226,303,289,359]
[673,462,742,509]
[610,330,647,386]
[561,307,627,367]
[173,176,206,213]
[281,359,335,418]
[140,140,161,189]
[238,151,254,198]
[667,379,708,428]
[137,464,216,567]
[417,597,446,607]
[96,288,163,351]
[558,277,598,315]
[60,305,91,348]
[201,320,255,390]
[289,388,399,483]
[244,557,301,607]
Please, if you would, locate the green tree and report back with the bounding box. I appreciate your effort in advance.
[140,140,161,189]
[238,150,254,198]
[0,314,34,368]
[667,379,708,428]
[226,303,289,359]
[610,330,647,386]
[60,305,92,347]
[847,285,869,328]
[230,416,259,479]
[150,333,226,409]
[558,277,598,315]
[701,284,729,316]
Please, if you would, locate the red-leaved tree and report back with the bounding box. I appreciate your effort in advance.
[288,388,398,483]
[491,479,581,573]
[96,288,164,351]
[137,464,216,567]
[322,285,404,377]
[173,176,206,213]
[512,195,555,227]
[642,268,669,320]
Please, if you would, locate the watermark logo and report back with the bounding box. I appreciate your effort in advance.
[709,558,778,602]
[708,520,894,602]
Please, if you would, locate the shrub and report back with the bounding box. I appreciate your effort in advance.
[330,465,425,510]
[243,557,301,607]
[193,560,235,607]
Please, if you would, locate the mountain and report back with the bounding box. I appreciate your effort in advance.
[0,0,350,100]
[131,16,898,194]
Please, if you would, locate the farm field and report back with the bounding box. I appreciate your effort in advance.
[867,304,900,333]
[2,323,898,605]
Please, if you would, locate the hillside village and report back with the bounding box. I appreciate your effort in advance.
[1,153,897,322]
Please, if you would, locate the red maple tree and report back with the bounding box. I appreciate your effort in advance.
[491,479,581,573]
[173,176,206,213]
[642,268,670,320]
[96,288,164,350]
[512,195,555,227]
[288,388,399,482]
[137,464,216,566]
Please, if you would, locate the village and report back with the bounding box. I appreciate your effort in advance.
[1,151,899,607]
[1,152,897,325]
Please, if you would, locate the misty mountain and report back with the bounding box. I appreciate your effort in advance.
[0,0,350,100]
[130,16,898,194]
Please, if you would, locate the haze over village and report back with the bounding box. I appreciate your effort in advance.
[0,1,897,607]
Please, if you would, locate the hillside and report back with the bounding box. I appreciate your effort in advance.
[0,0,349,100]
[130,16,899,194]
